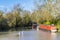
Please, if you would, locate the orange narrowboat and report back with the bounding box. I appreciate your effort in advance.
[38,24,57,32]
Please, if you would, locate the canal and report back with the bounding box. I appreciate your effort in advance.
[0,30,60,40]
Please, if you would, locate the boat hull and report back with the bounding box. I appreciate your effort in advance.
[51,30,57,33]
[38,24,57,32]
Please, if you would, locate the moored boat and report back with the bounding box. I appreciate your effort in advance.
[38,24,57,32]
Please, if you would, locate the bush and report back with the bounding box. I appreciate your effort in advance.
[44,21,51,25]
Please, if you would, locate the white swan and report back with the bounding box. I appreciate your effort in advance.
[37,26,39,31]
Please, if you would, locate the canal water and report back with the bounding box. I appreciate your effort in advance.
[19,30,60,40]
[0,30,60,40]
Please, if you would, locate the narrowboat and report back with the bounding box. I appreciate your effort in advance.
[38,24,57,32]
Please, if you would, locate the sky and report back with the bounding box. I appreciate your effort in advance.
[20,0,35,12]
[0,0,20,12]
[20,0,46,12]
[0,0,45,12]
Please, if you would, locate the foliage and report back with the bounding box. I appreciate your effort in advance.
[0,0,60,31]
[56,21,60,29]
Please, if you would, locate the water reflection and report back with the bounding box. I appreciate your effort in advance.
[0,32,19,40]
[51,33,57,40]
[19,30,58,40]
[57,33,60,40]
[0,30,59,40]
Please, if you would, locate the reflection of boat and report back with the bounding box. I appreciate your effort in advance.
[51,33,57,40]
[38,24,57,32]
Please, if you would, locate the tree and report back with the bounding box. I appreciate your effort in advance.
[22,10,31,26]
[33,0,60,25]
[5,13,15,27]
[12,4,22,28]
